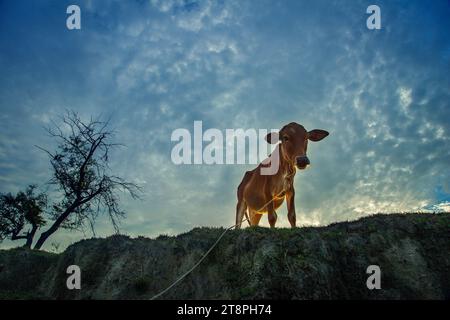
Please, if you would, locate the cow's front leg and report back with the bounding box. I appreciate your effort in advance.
[286,189,296,228]
[249,209,262,226]
[267,201,277,228]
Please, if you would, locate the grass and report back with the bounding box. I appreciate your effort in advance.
[0,212,449,299]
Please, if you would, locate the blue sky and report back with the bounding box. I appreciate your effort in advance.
[0,0,449,250]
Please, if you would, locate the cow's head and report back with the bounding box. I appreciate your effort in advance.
[265,122,329,170]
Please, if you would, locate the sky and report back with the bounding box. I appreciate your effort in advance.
[0,0,449,250]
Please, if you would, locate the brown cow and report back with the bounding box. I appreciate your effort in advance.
[235,122,329,229]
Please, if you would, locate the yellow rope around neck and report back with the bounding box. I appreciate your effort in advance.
[255,162,296,214]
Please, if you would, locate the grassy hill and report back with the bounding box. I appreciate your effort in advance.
[0,213,449,299]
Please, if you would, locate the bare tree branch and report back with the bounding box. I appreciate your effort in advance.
[33,111,141,249]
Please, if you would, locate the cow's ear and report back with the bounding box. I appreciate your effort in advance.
[308,129,329,142]
[265,132,279,144]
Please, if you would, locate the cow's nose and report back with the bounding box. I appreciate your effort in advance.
[296,156,310,168]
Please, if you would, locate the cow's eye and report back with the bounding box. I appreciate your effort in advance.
[282,136,289,142]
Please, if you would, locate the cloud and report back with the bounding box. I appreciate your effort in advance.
[0,0,449,250]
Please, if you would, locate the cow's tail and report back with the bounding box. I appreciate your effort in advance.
[235,200,250,228]
[244,206,250,226]
[237,171,253,227]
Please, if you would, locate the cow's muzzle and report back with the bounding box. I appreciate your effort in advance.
[295,156,310,169]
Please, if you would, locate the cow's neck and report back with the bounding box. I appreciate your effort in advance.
[277,145,296,181]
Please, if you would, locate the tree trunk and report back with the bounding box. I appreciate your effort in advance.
[33,229,51,250]
[34,215,66,250]
[33,203,77,250]
[24,224,38,249]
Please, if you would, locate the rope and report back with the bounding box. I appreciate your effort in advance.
[149,218,248,300]
[149,192,288,300]
[149,167,296,300]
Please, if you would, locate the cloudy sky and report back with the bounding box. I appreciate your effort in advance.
[0,0,449,250]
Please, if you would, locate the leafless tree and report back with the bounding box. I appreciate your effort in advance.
[33,111,140,250]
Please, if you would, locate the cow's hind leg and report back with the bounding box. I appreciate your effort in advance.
[268,212,277,228]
